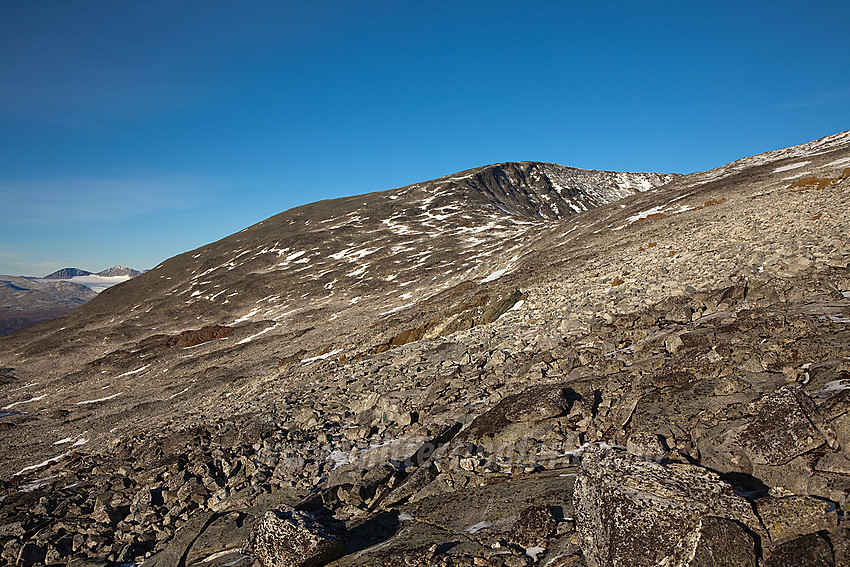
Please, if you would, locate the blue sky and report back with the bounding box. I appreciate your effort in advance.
[1,1,848,275]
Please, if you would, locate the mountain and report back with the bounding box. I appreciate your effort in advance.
[96,265,142,277]
[44,265,142,280]
[0,266,142,337]
[1,133,849,566]
[0,276,97,337]
[43,267,92,279]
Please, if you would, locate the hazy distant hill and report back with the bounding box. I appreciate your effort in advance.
[0,276,97,336]
[0,266,142,336]
[95,265,141,277]
[43,267,91,279]
[44,265,142,279]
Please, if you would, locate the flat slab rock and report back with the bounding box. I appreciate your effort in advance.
[741,384,834,466]
[574,445,763,567]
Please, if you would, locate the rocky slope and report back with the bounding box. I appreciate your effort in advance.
[0,134,849,566]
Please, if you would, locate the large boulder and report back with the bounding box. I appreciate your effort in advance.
[741,385,835,466]
[755,495,837,545]
[246,506,349,567]
[574,445,763,567]
[763,533,834,567]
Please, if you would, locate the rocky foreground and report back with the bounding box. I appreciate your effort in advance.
[1,132,850,566]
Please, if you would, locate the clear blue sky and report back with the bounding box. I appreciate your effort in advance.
[1,1,848,276]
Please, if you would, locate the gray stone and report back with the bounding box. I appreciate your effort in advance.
[741,385,834,466]
[764,533,834,567]
[690,516,757,567]
[246,506,349,567]
[829,526,850,566]
[508,505,558,547]
[755,495,838,544]
[574,445,762,567]
[503,384,572,423]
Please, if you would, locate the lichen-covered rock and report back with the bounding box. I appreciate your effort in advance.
[573,445,763,567]
[246,506,349,567]
[690,516,757,567]
[763,533,834,567]
[503,384,573,423]
[829,526,850,566]
[755,495,838,545]
[741,385,834,466]
[507,505,558,547]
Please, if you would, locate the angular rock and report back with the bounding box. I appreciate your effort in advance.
[755,495,838,545]
[764,533,834,567]
[507,505,558,547]
[503,384,572,423]
[246,505,349,567]
[574,445,762,567]
[829,526,850,566]
[625,432,668,461]
[690,516,757,567]
[741,385,833,466]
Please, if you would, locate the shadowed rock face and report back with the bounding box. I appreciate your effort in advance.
[1,132,850,565]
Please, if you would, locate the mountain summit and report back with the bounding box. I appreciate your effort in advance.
[43,267,91,279]
[1,133,849,566]
[95,266,142,278]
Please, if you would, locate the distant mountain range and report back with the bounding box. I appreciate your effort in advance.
[43,265,142,279]
[0,265,142,336]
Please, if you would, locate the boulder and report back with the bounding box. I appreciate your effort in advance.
[503,384,573,423]
[507,505,558,547]
[246,505,349,567]
[755,495,837,545]
[574,445,763,567]
[763,533,834,567]
[741,385,834,466]
[690,516,757,567]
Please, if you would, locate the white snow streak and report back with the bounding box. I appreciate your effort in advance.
[2,394,46,410]
[75,392,123,405]
[116,365,150,378]
[237,324,279,345]
[773,161,811,173]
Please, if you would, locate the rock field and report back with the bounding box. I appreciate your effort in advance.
[1,132,850,566]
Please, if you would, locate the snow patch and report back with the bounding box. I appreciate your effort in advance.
[116,365,150,378]
[328,450,350,468]
[481,267,510,283]
[168,387,190,399]
[821,157,850,168]
[773,161,811,173]
[19,474,61,493]
[75,392,123,405]
[2,394,46,410]
[301,349,342,364]
[817,379,850,398]
[14,452,71,476]
[464,521,493,534]
[237,323,278,345]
